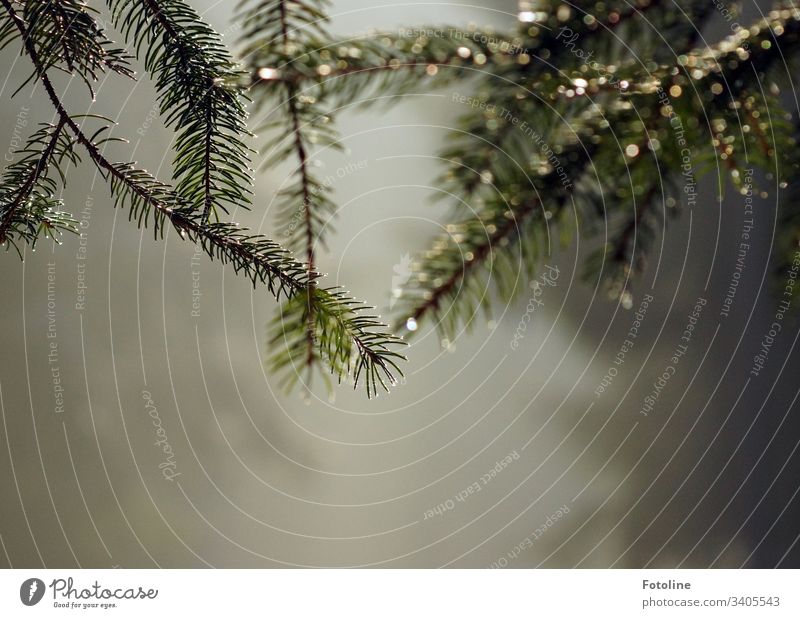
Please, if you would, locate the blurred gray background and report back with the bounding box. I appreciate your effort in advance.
[1,0,799,568]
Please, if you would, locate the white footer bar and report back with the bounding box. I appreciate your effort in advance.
[1,569,797,616]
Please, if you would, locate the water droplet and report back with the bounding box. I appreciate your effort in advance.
[621,291,633,310]
[257,67,280,80]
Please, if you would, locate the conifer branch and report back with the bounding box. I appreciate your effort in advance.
[277,0,317,370]
[247,27,520,105]
[107,0,253,222]
[240,0,364,388]
[396,6,800,335]
[23,0,134,93]
[405,195,543,328]
[1,0,405,397]
[0,117,76,253]
[3,0,800,395]
[0,117,65,240]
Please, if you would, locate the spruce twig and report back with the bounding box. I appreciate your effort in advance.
[1,0,405,398]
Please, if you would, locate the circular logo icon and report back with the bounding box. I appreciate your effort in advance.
[20,578,45,606]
